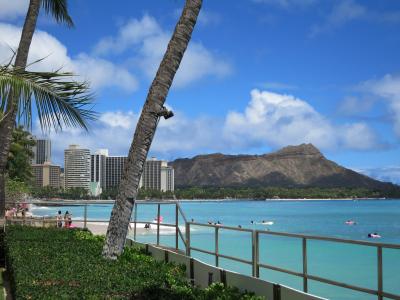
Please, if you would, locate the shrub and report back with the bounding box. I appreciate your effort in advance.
[5,226,264,299]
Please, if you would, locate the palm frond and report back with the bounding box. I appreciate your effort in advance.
[0,65,96,132]
[41,0,74,27]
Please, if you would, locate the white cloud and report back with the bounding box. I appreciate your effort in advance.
[223,89,380,151]
[0,22,138,92]
[357,166,400,184]
[34,89,383,165]
[0,0,28,20]
[37,109,221,165]
[99,111,135,129]
[360,74,400,137]
[94,15,232,88]
[310,0,366,37]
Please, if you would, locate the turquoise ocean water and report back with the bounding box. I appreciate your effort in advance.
[31,199,400,300]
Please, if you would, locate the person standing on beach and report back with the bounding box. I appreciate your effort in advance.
[56,211,63,228]
[64,211,72,228]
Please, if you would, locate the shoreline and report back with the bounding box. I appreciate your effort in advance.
[29,197,396,204]
[73,221,177,236]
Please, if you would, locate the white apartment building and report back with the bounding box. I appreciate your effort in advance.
[64,145,91,191]
[90,149,108,192]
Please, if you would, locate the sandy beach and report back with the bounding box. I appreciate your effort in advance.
[74,221,178,236]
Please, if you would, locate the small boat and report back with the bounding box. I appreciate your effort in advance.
[345,220,356,225]
[256,221,274,225]
[368,233,381,238]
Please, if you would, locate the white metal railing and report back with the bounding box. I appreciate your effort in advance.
[8,199,400,300]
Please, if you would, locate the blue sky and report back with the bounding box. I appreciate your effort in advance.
[1,0,400,183]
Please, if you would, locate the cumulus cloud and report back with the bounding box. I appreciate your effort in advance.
[94,14,232,88]
[0,0,28,20]
[0,23,138,92]
[37,108,222,164]
[37,89,384,165]
[223,89,381,151]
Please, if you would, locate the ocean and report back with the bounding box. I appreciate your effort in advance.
[31,199,400,300]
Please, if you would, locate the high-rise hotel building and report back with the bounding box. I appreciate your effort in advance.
[89,151,174,192]
[140,158,174,192]
[32,162,61,188]
[64,145,91,190]
[31,137,51,164]
[90,149,108,189]
[105,156,127,190]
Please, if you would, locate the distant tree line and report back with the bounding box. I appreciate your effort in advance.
[30,185,400,200]
[172,186,400,199]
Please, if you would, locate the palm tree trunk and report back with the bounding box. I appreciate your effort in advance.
[102,0,202,259]
[0,0,40,217]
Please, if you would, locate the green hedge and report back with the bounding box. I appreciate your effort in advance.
[5,226,264,299]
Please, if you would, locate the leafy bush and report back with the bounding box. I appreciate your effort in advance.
[5,226,264,299]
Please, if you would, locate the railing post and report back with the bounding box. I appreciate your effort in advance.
[157,203,160,246]
[377,246,383,300]
[175,203,179,250]
[42,216,45,228]
[133,202,137,240]
[215,226,219,267]
[185,222,191,256]
[252,230,259,277]
[302,237,308,293]
[83,203,87,229]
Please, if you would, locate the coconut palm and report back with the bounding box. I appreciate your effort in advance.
[0,0,74,217]
[0,65,95,215]
[102,0,202,259]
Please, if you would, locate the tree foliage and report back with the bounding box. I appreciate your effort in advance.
[6,126,35,182]
[0,65,96,131]
[5,178,30,204]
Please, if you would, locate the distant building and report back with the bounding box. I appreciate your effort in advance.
[90,149,108,194]
[105,156,127,190]
[60,172,65,190]
[161,165,174,192]
[31,137,51,164]
[64,145,90,191]
[87,150,175,193]
[140,158,174,192]
[32,162,61,188]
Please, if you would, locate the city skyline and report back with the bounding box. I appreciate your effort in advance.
[1,0,399,183]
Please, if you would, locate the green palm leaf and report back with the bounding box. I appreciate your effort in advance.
[41,0,74,27]
[0,65,96,131]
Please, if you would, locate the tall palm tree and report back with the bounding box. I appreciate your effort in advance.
[102,0,202,260]
[0,0,74,217]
